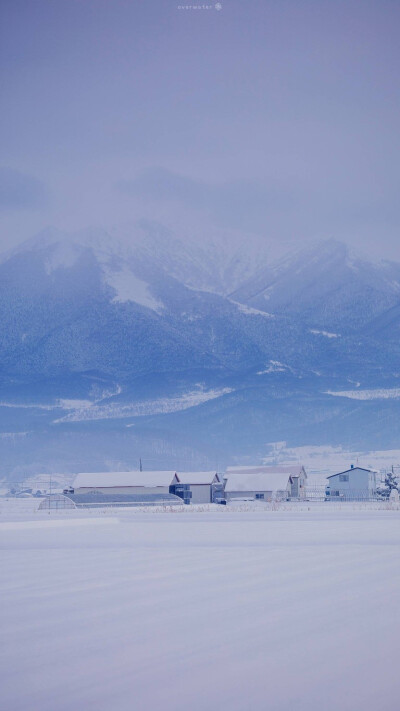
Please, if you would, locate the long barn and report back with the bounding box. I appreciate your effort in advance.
[71,471,177,496]
[224,470,292,502]
[225,465,307,500]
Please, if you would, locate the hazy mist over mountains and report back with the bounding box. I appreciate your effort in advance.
[3,7,400,711]
[1,0,400,479]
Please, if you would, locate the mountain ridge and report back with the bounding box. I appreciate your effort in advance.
[1,225,400,477]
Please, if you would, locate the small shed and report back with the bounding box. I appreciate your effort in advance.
[171,471,220,504]
[225,465,307,500]
[224,470,292,502]
[327,466,377,501]
[71,471,177,496]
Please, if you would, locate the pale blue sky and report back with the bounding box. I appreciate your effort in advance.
[1,0,399,258]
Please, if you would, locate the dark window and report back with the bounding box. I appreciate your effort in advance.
[255,493,264,500]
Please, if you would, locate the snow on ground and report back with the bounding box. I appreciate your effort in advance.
[55,387,234,423]
[229,299,274,318]
[325,387,400,400]
[310,329,340,338]
[1,500,400,711]
[0,384,121,415]
[257,360,294,375]
[104,266,164,313]
[0,384,233,426]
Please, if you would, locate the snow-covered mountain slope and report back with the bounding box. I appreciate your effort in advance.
[111,220,279,295]
[364,300,400,340]
[2,223,275,300]
[1,226,400,475]
[0,226,291,378]
[1,226,399,383]
[1,226,164,310]
[8,226,399,333]
[231,239,400,332]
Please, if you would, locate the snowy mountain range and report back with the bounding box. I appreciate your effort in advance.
[1,224,400,479]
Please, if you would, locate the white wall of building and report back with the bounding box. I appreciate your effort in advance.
[189,485,213,504]
[328,468,376,500]
[173,472,219,504]
[225,488,290,502]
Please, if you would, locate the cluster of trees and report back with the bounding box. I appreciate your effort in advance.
[377,469,399,499]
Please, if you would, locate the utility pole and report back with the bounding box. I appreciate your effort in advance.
[139,458,142,472]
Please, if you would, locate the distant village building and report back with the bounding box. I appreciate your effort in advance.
[70,471,221,506]
[170,471,220,504]
[326,466,377,501]
[225,465,307,500]
[71,471,177,496]
[224,469,292,502]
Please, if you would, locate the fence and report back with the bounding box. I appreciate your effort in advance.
[305,486,379,502]
[38,492,185,510]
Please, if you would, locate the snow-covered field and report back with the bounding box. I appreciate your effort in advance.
[1,500,400,711]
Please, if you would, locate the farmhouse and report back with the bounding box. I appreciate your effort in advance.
[171,471,220,504]
[224,470,292,502]
[225,465,307,500]
[71,471,177,496]
[327,466,377,501]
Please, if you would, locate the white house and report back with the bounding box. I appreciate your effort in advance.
[224,470,292,502]
[171,471,220,504]
[327,466,377,501]
[225,465,307,500]
[72,471,177,496]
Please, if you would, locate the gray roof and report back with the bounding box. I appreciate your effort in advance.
[327,467,373,479]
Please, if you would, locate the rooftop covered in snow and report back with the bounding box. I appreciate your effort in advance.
[73,471,177,489]
[224,471,292,493]
[226,465,306,478]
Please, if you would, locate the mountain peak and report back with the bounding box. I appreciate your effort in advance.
[0,226,132,270]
